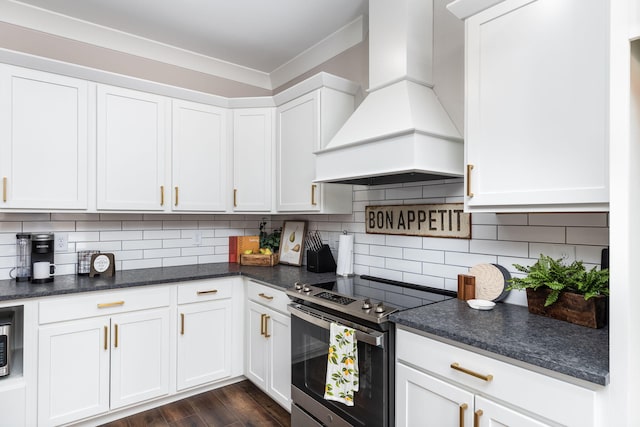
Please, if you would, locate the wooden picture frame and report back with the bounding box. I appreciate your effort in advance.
[278,221,307,266]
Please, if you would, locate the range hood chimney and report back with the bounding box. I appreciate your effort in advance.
[315,0,463,185]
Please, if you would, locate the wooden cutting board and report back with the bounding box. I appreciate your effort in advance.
[468,263,510,301]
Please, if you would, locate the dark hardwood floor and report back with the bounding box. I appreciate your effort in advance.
[99,380,291,427]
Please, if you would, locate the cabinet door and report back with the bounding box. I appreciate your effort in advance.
[97,84,167,211]
[38,318,110,427]
[110,308,170,409]
[177,299,232,390]
[465,0,609,211]
[475,396,551,427]
[266,308,291,411]
[276,91,321,211]
[233,108,274,211]
[396,362,474,427]
[245,300,269,390]
[172,100,228,211]
[0,65,88,209]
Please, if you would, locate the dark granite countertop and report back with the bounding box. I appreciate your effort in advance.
[390,298,609,386]
[0,262,339,301]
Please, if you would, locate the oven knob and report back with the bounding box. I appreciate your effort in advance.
[294,282,303,291]
[375,302,385,313]
[303,285,312,293]
[362,299,372,310]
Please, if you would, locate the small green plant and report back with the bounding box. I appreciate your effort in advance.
[259,220,281,252]
[507,254,609,307]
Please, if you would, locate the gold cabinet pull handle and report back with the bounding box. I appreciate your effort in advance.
[180,313,185,335]
[197,289,218,295]
[160,185,165,206]
[311,184,317,205]
[260,313,266,336]
[259,292,274,301]
[175,186,179,206]
[2,177,6,202]
[466,164,474,197]
[459,403,468,427]
[451,362,493,382]
[104,326,108,350]
[97,301,125,309]
[233,189,238,207]
[474,409,483,427]
[264,315,271,338]
[114,323,119,348]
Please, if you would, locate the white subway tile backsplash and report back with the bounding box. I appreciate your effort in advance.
[386,235,422,249]
[122,240,162,250]
[370,245,403,258]
[385,258,422,274]
[0,181,611,285]
[144,248,181,259]
[470,239,529,257]
[403,248,443,263]
[498,226,565,243]
[100,231,143,241]
[77,221,122,231]
[567,227,610,246]
[143,230,181,240]
[529,213,608,227]
[529,243,576,262]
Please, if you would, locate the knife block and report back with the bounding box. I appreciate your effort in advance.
[306,245,337,273]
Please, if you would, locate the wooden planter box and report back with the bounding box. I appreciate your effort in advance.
[240,253,279,267]
[526,288,608,328]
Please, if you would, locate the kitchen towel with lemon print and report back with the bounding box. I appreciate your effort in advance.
[324,322,359,406]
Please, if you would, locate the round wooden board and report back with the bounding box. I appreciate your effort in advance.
[469,263,510,301]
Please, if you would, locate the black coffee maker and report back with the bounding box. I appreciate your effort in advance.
[31,233,55,283]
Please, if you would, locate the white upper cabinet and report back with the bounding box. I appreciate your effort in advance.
[96,84,168,211]
[172,100,228,212]
[232,108,274,212]
[462,0,609,212]
[276,87,354,213]
[0,65,88,210]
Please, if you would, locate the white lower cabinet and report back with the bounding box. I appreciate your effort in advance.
[37,287,171,427]
[176,279,235,390]
[245,281,291,411]
[396,328,598,427]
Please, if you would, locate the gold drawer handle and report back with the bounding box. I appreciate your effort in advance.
[466,164,474,197]
[260,313,266,336]
[180,313,185,335]
[259,292,274,301]
[264,314,271,338]
[450,362,493,382]
[103,326,108,350]
[474,409,483,427]
[114,323,119,348]
[97,301,124,309]
[459,403,468,427]
[233,189,238,207]
[197,289,218,295]
[2,177,6,202]
[175,186,179,206]
[160,185,165,206]
[311,184,317,205]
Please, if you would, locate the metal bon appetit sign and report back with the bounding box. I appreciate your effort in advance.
[365,203,471,239]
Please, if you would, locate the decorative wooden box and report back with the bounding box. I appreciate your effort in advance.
[240,253,279,267]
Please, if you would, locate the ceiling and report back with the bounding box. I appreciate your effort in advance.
[11,0,368,73]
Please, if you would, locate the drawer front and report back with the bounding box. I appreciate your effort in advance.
[39,286,171,324]
[177,278,235,304]
[396,328,596,427]
[246,280,289,314]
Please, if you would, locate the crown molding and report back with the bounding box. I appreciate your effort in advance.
[1,0,366,90]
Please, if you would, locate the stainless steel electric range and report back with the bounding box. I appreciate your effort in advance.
[287,275,456,427]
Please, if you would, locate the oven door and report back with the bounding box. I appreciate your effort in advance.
[289,303,390,427]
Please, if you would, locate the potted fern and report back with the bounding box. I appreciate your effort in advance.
[507,254,609,328]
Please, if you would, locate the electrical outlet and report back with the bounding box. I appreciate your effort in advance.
[55,233,68,252]
[192,231,202,246]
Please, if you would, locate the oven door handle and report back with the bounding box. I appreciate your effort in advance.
[288,304,386,348]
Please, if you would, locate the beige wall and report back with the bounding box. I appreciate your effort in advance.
[0,21,368,98]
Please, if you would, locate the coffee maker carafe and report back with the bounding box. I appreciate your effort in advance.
[31,233,55,283]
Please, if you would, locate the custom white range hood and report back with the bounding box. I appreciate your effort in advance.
[315,0,464,185]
